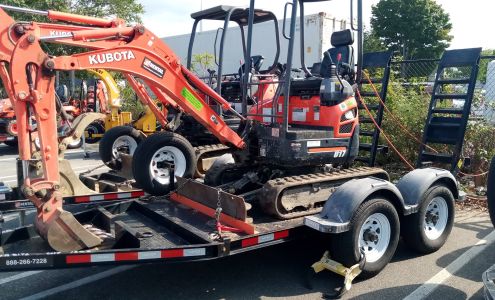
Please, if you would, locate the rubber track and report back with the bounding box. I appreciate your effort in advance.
[260,167,389,219]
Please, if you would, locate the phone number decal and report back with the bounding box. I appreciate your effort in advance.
[1,257,52,268]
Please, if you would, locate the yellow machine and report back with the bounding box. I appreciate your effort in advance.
[85,69,158,142]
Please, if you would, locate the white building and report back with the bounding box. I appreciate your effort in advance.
[162,12,348,76]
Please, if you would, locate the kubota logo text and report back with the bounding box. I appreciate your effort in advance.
[49,31,72,37]
[89,50,136,65]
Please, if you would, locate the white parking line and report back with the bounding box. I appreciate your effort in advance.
[1,164,106,184]
[0,158,17,162]
[0,271,43,285]
[19,266,134,300]
[404,230,495,300]
[0,149,95,162]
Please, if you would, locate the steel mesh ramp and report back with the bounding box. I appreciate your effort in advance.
[356,51,393,166]
[416,48,482,171]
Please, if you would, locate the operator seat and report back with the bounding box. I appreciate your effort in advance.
[320,29,355,83]
[288,30,355,96]
[222,55,264,108]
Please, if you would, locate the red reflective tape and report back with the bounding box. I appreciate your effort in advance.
[161,249,183,258]
[75,196,90,203]
[66,254,91,264]
[115,252,138,261]
[274,230,289,240]
[131,191,144,197]
[241,237,258,248]
[104,193,119,200]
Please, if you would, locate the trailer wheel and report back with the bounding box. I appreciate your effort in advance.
[330,198,400,278]
[488,157,495,228]
[85,121,105,144]
[132,132,196,195]
[402,184,455,254]
[99,126,144,170]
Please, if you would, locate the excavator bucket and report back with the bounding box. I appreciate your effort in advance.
[59,112,105,153]
[58,159,97,195]
[36,208,103,252]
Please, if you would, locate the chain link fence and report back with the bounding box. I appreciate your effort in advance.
[380,56,495,180]
[390,56,495,122]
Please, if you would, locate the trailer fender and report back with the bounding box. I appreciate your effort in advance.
[396,167,459,214]
[304,177,405,233]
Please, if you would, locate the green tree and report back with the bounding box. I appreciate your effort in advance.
[478,49,495,83]
[3,0,144,23]
[191,52,215,78]
[363,29,386,53]
[371,0,452,59]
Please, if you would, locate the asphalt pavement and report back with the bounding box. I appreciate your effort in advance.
[0,143,493,300]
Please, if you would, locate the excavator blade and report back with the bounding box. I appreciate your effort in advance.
[173,177,250,221]
[39,208,103,252]
[170,177,254,234]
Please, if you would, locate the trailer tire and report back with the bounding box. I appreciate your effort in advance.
[99,126,143,170]
[488,157,495,228]
[132,132,196,195]
[330,198,400,278]
[402,184,455,254]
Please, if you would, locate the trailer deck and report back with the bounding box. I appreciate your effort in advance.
[0,194,312,271]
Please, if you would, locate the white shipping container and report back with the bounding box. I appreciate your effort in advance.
[162,12,348,76]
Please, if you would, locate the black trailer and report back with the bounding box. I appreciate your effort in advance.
[0,167,459,276]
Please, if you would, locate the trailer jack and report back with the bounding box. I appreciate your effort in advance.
[307,250,365,299]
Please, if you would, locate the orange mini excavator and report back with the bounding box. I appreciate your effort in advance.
[4,1,386,252]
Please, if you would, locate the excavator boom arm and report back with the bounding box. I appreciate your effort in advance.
[48,44,245,148]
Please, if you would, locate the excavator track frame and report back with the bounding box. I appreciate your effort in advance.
[260,167,389,219]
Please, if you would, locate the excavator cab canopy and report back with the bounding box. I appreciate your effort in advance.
[187,5,281,98]
[191,5,275,26]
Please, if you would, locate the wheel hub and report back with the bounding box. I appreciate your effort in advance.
[423,197,448,240]
[112,135,137,159]
[425,211,439,225]
[149,146,187,185]
[358,212,391,263]
[363,229,379,244]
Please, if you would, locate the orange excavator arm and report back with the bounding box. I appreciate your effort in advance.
[6,10,248,251]
[39,26,246,148]
[0,7,186,130]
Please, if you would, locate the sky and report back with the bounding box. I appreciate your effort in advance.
[138,0,495,50]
